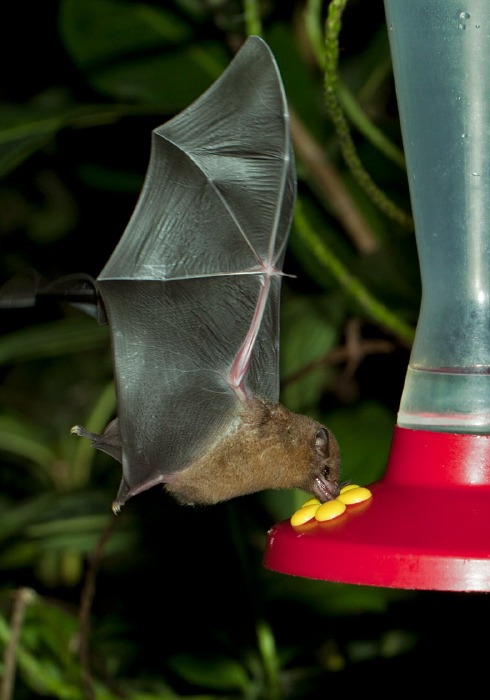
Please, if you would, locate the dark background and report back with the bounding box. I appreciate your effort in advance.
[0,1,487,698]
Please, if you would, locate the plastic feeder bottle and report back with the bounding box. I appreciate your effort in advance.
[264,0,490,591]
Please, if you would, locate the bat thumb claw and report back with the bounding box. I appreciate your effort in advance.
[71,424,96,439]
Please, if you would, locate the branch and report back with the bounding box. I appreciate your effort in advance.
[290,108,379,254]
[1,588,36,700]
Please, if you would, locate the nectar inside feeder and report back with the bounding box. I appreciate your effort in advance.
[264,0,490,592]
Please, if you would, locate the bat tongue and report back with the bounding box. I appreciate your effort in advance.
[313,476,340,503]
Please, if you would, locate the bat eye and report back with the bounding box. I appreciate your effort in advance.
[322,466,330,478]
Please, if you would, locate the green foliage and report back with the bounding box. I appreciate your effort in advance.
[0,318,109,365]
[167,654,250,692]
[59,0,193,67]
[280,295,341,412]
[326,400,394,484]
[59,0,228,109]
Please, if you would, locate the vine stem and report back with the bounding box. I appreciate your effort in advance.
[0,588,36,700]
[294,199,415,346]
[290,108,379,254]
[324,0,413,228]
[78,516,118,700]
[243,0,263,37]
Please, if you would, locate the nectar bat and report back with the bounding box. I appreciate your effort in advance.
[2,37,341,512]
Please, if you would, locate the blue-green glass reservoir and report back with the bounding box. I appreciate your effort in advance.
[385,0,490,433]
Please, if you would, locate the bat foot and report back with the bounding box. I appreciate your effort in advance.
[71,424,96,439]
[71,419,123,463]
[112,501,123,515]
[112,476,132,514]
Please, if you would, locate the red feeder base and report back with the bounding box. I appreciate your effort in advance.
[263,426,490,591]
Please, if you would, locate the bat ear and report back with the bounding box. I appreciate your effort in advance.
[314,428,330,459]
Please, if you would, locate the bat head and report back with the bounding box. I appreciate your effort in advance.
[246,401,341,502]
[308,427,341,502]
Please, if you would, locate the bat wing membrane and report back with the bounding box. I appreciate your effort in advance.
[93,37,296,502]
[99,36,294,282]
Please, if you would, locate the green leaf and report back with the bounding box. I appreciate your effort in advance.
[293,199,415,345]
[0,610,84,700]
[0,133,52,177]
[280,295,341,411]
[59,0,192,68]
[260,487,313,523]
[0,103,64,176]
[69,381,116,488]
[0,413,56,470]
[0,317,109,365]
[288,199,356,295]
[325,400,395,484]
[267,23,326,141]
[59,0,228,109]
[78,163,144,193]
[87,45,228,109]
[264,575,405,619]
[0,494,59,543]
[167,654,249,692]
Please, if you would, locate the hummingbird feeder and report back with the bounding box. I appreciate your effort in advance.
[264,0,490,591]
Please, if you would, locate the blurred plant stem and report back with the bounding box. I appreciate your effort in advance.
[290,108,379,254]
[70,382,116,490]
[0,318,109,366]
[1,103,177,177]
[0,103,175,145]
[294,199,415,345]
[243,0,263,37]
[337,83,406,170]
[323,0,413,227]
[78,517,118,700]
[304,0,406,170]
[0,588,36,700]
[256,621,281,700]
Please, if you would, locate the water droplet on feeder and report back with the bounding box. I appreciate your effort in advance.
[458,11,470,29]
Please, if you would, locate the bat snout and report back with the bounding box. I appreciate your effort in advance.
[313,475,341,503]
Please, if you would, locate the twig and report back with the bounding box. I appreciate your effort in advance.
[289,108,379,254]
[343,317,372,379]
[1,588,36,700]
[283,329,396,388]
[78,516,118,700]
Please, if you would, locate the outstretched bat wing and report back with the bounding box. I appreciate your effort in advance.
[1,37,343,509]
[87,36,296,505]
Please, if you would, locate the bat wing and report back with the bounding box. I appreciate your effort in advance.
[92,36,296,506]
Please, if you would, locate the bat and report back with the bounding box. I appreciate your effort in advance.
[1,36,341,513]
